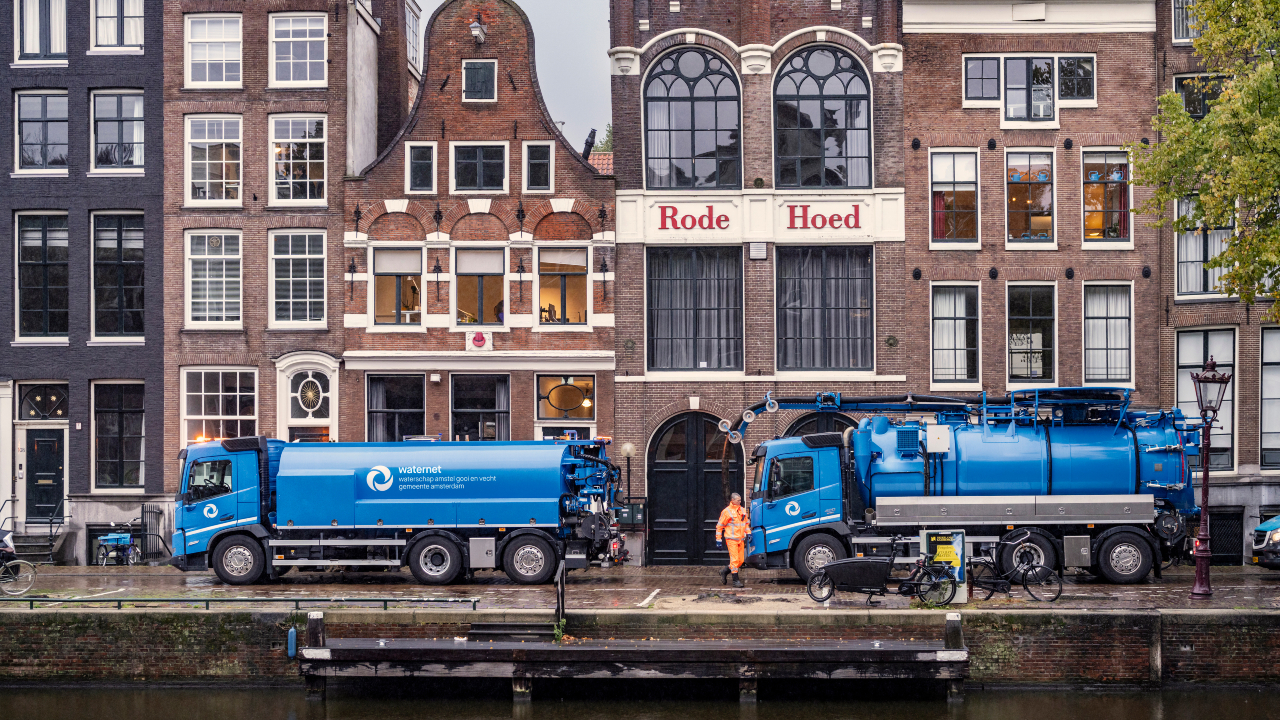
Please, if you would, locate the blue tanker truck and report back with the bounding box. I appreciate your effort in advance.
[168,437,625,585]
[729,388,1200,584]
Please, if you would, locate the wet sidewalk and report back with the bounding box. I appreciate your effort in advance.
[14,563,1280,612]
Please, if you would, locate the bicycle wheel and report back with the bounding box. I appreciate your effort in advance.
[1022,564,1062,602]
[969,560,998,600]
[97,545,111,567]
[806,571,835,603]
[917,569,957,605]
[124,544,140,566]
[0,560,37,596]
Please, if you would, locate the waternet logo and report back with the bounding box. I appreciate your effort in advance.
[367,465,394,492]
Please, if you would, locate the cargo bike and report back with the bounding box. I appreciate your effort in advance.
[805,535,957,605]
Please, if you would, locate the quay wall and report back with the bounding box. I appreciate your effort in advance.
[0,609,1277,687]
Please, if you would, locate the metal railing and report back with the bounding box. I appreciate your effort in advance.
[0,595,481,611]
[139,504,171,561]
[554,560,566,625]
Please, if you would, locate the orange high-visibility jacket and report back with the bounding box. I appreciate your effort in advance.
[716,504,749,542]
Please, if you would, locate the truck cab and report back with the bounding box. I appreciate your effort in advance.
[1253,516,1280,569]
[171,437,274,576]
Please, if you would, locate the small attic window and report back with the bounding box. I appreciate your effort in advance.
[463,60,497,102]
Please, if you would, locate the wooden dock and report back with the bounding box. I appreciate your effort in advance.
[296,612,969,703]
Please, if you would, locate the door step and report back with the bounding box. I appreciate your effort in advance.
[466,622,556,643]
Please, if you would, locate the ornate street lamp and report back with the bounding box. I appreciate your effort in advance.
[1190,356,1232,599]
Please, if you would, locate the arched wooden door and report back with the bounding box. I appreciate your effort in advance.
[647,412,743,565]
[784,412,857,437]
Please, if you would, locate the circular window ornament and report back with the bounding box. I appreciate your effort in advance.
[546,383,587,412]
[298,379,323,412]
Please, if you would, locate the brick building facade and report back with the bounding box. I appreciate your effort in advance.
[1152,0,1280,559]
[340,0,616,448]
[0,0,166,563]
[162,1,400,480]
[607,0,908,565]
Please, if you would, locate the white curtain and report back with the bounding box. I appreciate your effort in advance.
[49,0,66,54]
[931,287,973,381]
[124,0,143,46]
[23,0,40,55]
[1084,286,1130,381]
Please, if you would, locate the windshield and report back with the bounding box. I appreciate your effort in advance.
[752,458,766,494]
[186,459,233,503]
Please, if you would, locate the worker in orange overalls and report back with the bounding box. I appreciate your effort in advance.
[716,492,749,588]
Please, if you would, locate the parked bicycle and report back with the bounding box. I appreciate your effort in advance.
[806,536,958,605]
[0,530,37,596]
[97,518,142,567]
[969,530,1062,602]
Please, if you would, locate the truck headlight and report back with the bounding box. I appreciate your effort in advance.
[1271,529,1280,545]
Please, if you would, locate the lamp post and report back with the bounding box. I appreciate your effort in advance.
[619,442,637,501]
[1189,356,1232,599]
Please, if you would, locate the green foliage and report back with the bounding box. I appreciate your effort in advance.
[593,123,613,152]
[553,618,567,643]
[1129,0,1280,315]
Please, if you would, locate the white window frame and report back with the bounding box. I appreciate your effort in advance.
[12,0,68,67]
[1173,195,1233,300]
[179,366,258,447]
[461,59,499,103]
[449,373,512,441]
[1260,326,1280,474]
[450,246,509,332]
[927,147,981,250]
[1079,146,1135,251]
[274,352,340,442]
[403,140,437,195]
[1080,281,1135,388]
[89,0,144,55]
[1004,280,1058,392]
[269,229,327,329]
[88,210,146,344]
[533,245,592,331]
[1004,146,1058,251]
[13,89,69,177]
[268,13,328,89]
[184,114,243,207]
[960,52,1098,129]
[184,14,242,89]
[929,281,982,392]
[184,228,242,330]
[364,244,426,333]
[1175,326,1238,475]
[449,140,510,195]
[267,113,328,207]
[1172,0,1199,45]
[89,89,145,176]
[521,140,555,194]
[12,210,70,347]
[406,1,422,70]
[90,380,146,494]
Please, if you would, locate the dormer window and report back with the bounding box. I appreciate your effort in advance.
[463,60,497,102]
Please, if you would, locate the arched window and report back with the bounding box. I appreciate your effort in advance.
[645,48,741,189]
[774,46,871,188]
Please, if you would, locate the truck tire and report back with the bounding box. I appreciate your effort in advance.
[503,536,556,585]
[1097,532,1153,584]
[409,537,462,585]
[212,535,266,585]
[793,534,847,582]
[999,530,1058,579]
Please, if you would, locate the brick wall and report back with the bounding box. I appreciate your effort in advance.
[2,609,1279,685]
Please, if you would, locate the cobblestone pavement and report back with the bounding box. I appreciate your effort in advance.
[10,563,1280,612]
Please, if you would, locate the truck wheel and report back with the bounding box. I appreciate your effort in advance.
[409,537,462,585]
[503,536,556,585]
[793,534,847,582]
[1097,532,1153,584]
[999,530,1058,579]
[212,536,266,585]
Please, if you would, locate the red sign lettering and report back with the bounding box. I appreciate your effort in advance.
[786,204,861,230]
[657,205,731,231]
[659,205,678,230]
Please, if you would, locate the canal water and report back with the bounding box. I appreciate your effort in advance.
[3,687,1280,720]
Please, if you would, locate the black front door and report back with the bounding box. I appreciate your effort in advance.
[648,412,742,565]
[26,429,64,522]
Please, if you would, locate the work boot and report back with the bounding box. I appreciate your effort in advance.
[732,573,744,589]
[719,566,731,585]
